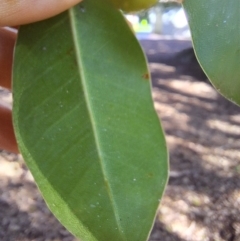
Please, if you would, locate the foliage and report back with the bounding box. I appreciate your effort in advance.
[12,0,239,240]
[13,0,168,241]
[183,0,240,106]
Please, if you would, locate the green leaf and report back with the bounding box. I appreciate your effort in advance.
[183,0,240,106]
[13,0,168,240]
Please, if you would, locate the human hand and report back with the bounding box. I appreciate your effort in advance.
[0,0,82,153]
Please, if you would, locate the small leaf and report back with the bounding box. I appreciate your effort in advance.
[183,0,240,105]
[13,0,168,241]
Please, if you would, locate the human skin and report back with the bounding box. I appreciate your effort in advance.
[0,0,82,153]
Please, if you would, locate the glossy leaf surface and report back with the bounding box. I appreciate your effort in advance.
[183,0,240,106]
[13,0,168,240]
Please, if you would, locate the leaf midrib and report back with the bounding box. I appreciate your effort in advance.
[68,8,126,241]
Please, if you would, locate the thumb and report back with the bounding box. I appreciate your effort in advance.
[0,0,82,26]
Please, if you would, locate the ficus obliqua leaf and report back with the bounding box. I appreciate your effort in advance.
[183,0,240,106]
[13,0,168,240]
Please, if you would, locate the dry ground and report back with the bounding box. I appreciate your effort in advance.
[0,37,240,241]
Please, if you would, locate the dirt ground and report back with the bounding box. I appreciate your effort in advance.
[0,36,240,241]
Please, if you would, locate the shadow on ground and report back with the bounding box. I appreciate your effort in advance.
[0,153,76,241]
[0,38,240,241]
[142,38,240,241]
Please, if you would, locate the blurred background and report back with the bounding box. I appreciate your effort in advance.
[1,2,240,241]
[127,2,190,38]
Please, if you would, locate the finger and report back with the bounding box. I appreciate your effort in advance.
[0,27,17,90]
[0,104,18,153]
[0,0,82,26]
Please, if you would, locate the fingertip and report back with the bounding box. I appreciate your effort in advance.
[0,104,19,154]
[0,27,17,90]
[0,0,83,26]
